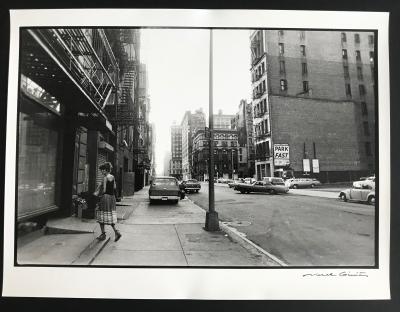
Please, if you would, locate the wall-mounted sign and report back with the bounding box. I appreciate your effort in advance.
[274,144,290,166]
[312,159,320,173]
[303,159,310,172]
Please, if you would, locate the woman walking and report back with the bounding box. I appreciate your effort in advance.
[94,162,122,242]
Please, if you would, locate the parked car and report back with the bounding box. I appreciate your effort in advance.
[285,178,322,189]
[244,177,256,184]
[339,183,375,205]
[228,178,245,188]
[235,179,289,194]
[149,176,184,204]
[180,179,201,193]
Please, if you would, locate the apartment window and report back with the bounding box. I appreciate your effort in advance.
[357,66,363,80]
[356,50,361,61]
[262,80,266,92]
[369,51,374,63]
[303,81,309,92]
[264,119,269,133]
[263,99,267,113]
[279,43,284,55]
[365,142,372,156]
[354,33,360,43]
[261,62,265,73]
[345,83,352,97]
[342,49,348,59]
[343,65,350,78]
[279,60,286,74]
[300,45,306,57]
[300,31,305,40]
[363,121,370,136]
[280,79,287,91]
[239,155,243,162]
[359,84,366,96]
[368,34,374,45]
[341,32,347,42]
[361,102,368,116]
[302,62,308,75]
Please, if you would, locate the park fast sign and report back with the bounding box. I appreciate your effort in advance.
[273,144,290,166]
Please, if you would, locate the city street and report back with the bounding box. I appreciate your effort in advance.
[187,182,375,266]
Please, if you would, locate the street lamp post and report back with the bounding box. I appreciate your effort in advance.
[205,29,220,231]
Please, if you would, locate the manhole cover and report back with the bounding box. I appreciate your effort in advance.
[225,221,251,227]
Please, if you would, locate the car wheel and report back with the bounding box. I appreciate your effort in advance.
[368,195,375,205]
[269,189,276,195]
[196,190,199,193]
[246,191,250,194]
[293,185,298,189]
[173,199,179,204]
[149,199,154,204]
[240,190,245,194]
[311,184,315,188]
[340,193,347,202]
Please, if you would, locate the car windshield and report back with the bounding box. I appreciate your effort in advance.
[187,180,197,183]
[153,178,177,186]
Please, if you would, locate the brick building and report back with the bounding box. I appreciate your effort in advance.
[250,30,376,182]
[231,100,255,178]
[181,109,206,180]
[192,129,239,181]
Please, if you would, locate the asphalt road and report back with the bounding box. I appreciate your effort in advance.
[187,183,375,266]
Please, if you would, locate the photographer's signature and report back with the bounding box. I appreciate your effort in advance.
[303,271,368,278]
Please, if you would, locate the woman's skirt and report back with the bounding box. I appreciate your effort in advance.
[96,194,117,225]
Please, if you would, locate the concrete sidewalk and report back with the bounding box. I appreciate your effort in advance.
[17,186,283,267]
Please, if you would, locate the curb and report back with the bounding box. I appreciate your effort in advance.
[219,222,288,267]
[186,196,287,266]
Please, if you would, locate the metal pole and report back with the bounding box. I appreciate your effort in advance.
[205,29,219,231]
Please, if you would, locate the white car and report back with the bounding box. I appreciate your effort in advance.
[285,178,322,189]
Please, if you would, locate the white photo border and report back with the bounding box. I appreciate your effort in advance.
[3,9,390,299]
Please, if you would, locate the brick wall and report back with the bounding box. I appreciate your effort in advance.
[270,95,365,172]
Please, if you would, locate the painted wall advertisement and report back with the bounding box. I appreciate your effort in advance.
[274,144,290,166]
[312,159,320,173]
[303,159,310,172]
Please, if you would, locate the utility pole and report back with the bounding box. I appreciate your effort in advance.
[205,29,220,231]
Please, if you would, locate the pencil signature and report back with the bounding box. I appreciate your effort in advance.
[302,271,368,278]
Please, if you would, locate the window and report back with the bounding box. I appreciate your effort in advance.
[363,121,370,136]
[341,32,347,42]
[345,83,352,97]
[279,43,284,55]
[359,84,366,96]
[343,65,350,78]
[356,50,361,61]
[264,119,269,133]
[342,49,348,59]
[368,35,374,44]
[354,33,360,43]
[261,62,265,73]
[300,45,306,57]
[280,79,287,91]
[303,81,309,92]
[239,155,243,162]
[262,80,266,92]
[369,51,374,63]
[357,66,363,80]
[365,142,372,156]
[302,62,308,75]
[279,60,286,74]
[361,102,368,115]
[263,99,267,113]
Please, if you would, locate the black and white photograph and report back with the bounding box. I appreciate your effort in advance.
[2,9,391,300]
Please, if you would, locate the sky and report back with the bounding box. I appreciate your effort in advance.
[140,29,252,174]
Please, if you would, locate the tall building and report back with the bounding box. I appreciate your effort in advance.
[192,129,239,181]
[181,109,206,180]
[231,100,255,178]
[170,124,182,179]
[250,30,376,182]
[163,151,171,176]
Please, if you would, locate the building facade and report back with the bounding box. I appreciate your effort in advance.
[17,28,152,225]
[181,109,206,180]
[231,100,256,178]
[170,124,182,179]
[250,30,376,182]
[213,110,235,130]
[192,129,239,181]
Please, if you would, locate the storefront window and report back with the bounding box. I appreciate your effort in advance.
[18,97,60,220]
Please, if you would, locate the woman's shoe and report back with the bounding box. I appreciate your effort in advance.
[115,230,122,242]
[97,233,106,241]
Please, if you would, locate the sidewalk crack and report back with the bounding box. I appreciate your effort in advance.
[174,224,188,266]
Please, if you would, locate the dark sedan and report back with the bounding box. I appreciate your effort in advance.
[180,179,201,193]
[149,176,184,204]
